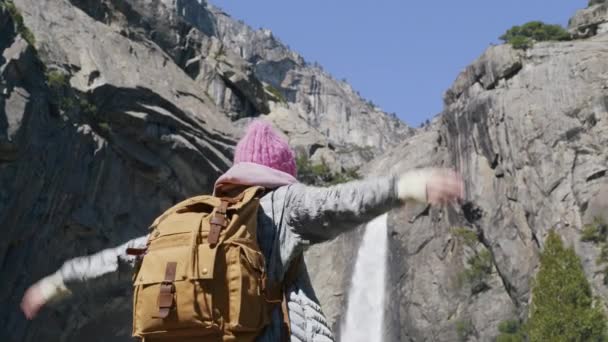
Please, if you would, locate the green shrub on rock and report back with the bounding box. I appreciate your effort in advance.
[295,154,359,186]
[496,319,524,342]
[455,318,474,342]
[459,249,493,294]
[589,0,606,7]
[580,217,608,284]
[500,21,571,50]
[2,0,36,46]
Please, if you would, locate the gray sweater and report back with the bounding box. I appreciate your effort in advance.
[42,176,400,342]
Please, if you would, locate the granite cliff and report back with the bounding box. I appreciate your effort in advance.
[2,0,608,341]
[311,1,608,340]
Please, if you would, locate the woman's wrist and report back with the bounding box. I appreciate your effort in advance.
[397,169,429,203]
[37,272,71,303]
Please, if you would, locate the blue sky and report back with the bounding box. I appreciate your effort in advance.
[210,0,587,127]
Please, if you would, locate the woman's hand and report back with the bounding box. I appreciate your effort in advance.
[21,283,47,320]
[398,168,464,205]
[425,168,464,205]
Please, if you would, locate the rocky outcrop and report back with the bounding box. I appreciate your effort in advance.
[192,4,413,168]
[443,45,523,107]
[309,21,608,342]
[62,0,411,170]
[569,0,608,38]
[67,0,272,120]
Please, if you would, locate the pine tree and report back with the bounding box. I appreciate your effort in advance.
[527,230,607,341]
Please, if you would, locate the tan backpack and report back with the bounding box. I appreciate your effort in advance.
[128,186,292,342]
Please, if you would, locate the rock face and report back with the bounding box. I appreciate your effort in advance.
[0,1,238,341]
[63,0,411,169]
[310,21,608,342]
[391,33,608,340]
[3,0,608,341]
[205,4,413,168]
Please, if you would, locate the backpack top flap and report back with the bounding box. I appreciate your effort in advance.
[148,186,265,230]
[135,185,266,285]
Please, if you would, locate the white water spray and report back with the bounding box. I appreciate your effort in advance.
[341,213,388,342]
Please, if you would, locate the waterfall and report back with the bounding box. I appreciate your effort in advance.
[340,213,388,342]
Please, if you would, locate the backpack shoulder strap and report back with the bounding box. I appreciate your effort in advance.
[280,253,303,342]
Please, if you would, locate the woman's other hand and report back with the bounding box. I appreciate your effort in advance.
[398,168,464,205]
[21,283,47,320]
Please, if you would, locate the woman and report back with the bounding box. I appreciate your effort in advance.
[21,120,464,341]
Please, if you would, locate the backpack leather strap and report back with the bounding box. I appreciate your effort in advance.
[208,201,228,245]
[154,262,177,319]
[281,290,291,342]
[126,248,147,256]
[281,254,303,342]
[261,254,302,341]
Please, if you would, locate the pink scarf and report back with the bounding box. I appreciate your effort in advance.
[214,162,298,196]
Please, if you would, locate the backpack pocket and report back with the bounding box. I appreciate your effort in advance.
[132,245,219,338]
[225,245,271,332]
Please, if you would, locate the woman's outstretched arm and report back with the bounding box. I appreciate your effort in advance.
[21,234,148,319]
[283,168,463,244]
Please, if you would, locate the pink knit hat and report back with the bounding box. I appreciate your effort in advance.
[234,120,297,177]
